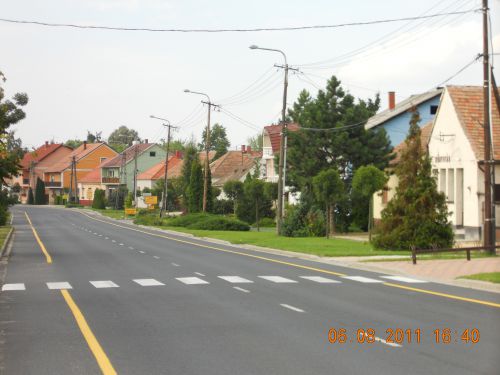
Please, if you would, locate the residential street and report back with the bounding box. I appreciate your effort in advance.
[1,206,499,375]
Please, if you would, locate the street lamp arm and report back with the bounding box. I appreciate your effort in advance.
[184,89,211,103]
[150,115,171,125]
[249,45,287,65]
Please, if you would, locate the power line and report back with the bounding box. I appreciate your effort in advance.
[0,10,479,33]
[434,54,481,88]
[219,108,261,131]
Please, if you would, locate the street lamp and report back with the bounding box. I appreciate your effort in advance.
[150,115,177,218]
[250,44,289,235]
[184,89,217,213]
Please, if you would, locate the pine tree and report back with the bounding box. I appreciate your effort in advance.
[27,187,34,205]
[92,189,106,209]
[373,110,453,250]
[187,160,203,213]
[34,178,46,205]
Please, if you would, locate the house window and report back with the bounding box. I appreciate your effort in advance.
[494,184,500,203]
[382,189,388,204]
[447,169,454,202]
[100,157,107,163]
[439,169,446,193]
[50,175,55,182]
[430,105,438,115]
[149,151,156,157]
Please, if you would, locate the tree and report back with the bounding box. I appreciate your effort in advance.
[34,178,46,205]
[247,133,263,151]
[352,165,387,240]
[108,126,140,152]
[65,139,83,149]
[0,71,28,185]
[27,187,34,205]
[264,182,278,208]
[244,179,265,231]
[198,123,230,160]
[124,192,134,208]
[152,177,183,212]
[223,180,244,215]
[187,160,203,213]
[373,110,453,250]
[181,143,199,189]
[287,76,392,231]
[92,189,106,209]
[313,169,344,237]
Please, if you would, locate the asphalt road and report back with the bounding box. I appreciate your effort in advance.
[0,206,499,375]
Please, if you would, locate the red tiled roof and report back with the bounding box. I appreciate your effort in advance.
[45,143,109,172]
[101,143,156,168]
[264,123,300,154]
[390,121,433,165]
[137,155,183,181]
[21,143,68,169]
[210,150,262,186]
[446,85,500,160]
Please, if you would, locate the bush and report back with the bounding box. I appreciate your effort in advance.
[254,217,275,228]
[213,199,233,215]
[134,214,166,226]
[187,216,250,231]
[54,195,63,205]
[0,207,8,226]
[282,203,326,237]
[92,189,106,209]
[167,213,213,227]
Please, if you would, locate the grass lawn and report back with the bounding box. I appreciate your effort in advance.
[157,226,408,257]
[459,272,500,284]
[0,226,12,249]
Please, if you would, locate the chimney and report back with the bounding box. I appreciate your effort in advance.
[145,139,148,144]
[241,145,246,153]
[83,140,87,150]
[175,150,182,158]
[388,91,396,110]
[247,145,252,153]
[45,141,49,147]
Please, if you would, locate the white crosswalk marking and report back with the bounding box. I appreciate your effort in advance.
[2,283,26,291]
[342,276,383,283]
[300,276,341,283]
[47,282,73,290]
[90,280,119,288]
[381,276,427,283]
[218,276,253,284]
[176,277,209,285]
[133,279,165,286]
[258,276,297,283]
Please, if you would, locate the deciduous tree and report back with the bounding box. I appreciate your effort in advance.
[312,168,344,237]
[198,123,230,160]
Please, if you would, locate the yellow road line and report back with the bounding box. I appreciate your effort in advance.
[383,282,500,308]
[24,212,52,264]
[78,211,500,309]
[61,290,117,375]
[78,211,346,277]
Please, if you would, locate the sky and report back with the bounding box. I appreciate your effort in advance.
[1,0,499,150]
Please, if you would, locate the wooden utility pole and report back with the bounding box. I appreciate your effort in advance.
[133,144,139,206]
[482,0,494,253]
[160,122,178,218]
[201,100,219,212]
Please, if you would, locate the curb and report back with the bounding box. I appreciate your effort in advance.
[79,208,499,293]
[0,227,14,258]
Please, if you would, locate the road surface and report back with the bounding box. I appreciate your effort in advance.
[0,206,499,374]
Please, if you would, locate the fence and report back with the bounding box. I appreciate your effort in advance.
[411,245,500,264]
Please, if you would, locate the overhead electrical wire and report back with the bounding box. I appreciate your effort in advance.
[219,108,261,131]
[0,10,479,33]
[216,66,276,103]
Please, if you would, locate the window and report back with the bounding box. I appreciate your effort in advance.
[439,169,446,193]
[149,151,156,157]
[382,189,388,205]
[430,105,438,115]
[447,169,454,202]
[100,157,107,163]
[494,184,500,203]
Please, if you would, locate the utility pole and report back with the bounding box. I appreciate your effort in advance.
[133,144,139,207]
[160,122,178,218]
[68,156,78,203]
[115,152,126,210]
[482,0,494,253]
[184,90,219,212]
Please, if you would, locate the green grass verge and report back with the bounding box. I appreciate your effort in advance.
[86,208,127,220]
[156,226,407,257]
[0,226,12,250]
[459,272,500,284]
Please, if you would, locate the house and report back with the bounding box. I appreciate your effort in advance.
[43,142,117,203]
[100,142,166,196]
[365,89,442,147]
[77,163,107,206]
[262,123,300,204]
[210,146,262,189]
[13,141,73,203]
[374,85,500,242]
[136,151,184,191]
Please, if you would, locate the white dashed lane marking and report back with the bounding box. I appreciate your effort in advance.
[46,282,73,290]
[139,251,145,254]
[233,286,250,293]
[171,263,180,267]
[381,276,427,283]
[342,276,383,283]
[90,280,119,288]
[153,256,160,259]
[176,277,209,285]
[133,279,165,286]
[111,240,116,243]
[258,276,297,283]
[128,247,134,250]
[280,304,305,313]
[2,283,26,291]
[218,276,254,284]
[300,276,341,283]
[194,272,205,277]
[119,243,124,246]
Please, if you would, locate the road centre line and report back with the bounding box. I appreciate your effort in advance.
[280,304,305,313]
[77,211,500,309]
[24,212,52,264]
[60,290,117,375]
[171,263,180,267]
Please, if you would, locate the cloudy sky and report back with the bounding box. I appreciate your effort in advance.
[1,0,499,150]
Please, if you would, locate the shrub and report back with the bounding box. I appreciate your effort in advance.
[282,202,326,237]
[92,189,106,209]
[167,213,213,227]
[187,216,250,231]
[0,206,8,226]
[54,195,63,205]
[213,199,233,215]
[254,217,275,228]
[134,214,166,226]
